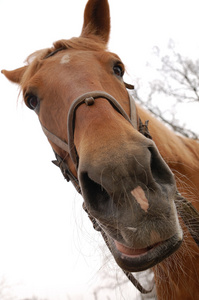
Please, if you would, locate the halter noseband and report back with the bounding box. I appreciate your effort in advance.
[67,91,138,167]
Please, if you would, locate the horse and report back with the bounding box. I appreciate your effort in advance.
[2,0,199,299]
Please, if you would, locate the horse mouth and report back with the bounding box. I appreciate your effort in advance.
[108,233,182,272]
[80,174,183,272]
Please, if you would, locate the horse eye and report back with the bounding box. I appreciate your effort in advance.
[113,65,124,77]
[26,94,39,110]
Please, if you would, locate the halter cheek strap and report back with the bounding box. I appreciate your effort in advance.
[52,151,81,193]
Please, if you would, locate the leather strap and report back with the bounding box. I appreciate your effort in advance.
[41,125,69,153]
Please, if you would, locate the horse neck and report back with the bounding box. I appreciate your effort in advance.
[137,105,199,208]
[137,106,199,299]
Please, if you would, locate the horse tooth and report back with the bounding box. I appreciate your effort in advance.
[127,227,137,232]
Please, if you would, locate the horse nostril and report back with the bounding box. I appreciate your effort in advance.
[80,172,110,213]
[148,146,175,185]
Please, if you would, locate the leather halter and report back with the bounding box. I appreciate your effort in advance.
[41,90,141,189]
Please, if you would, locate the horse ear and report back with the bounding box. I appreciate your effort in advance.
[1,66,27,84]
[81,0,110,43]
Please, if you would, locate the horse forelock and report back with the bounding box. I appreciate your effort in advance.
[20,36,107,92]
[53,36,107,52]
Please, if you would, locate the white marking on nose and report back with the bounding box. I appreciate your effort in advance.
[60,54,70,64]
[131,186,149,212]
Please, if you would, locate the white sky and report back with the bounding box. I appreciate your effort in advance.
[1,0,199,299]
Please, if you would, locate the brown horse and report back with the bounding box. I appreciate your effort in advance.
[2,0,199,299]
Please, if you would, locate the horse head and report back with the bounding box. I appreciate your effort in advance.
[2,0,182,273]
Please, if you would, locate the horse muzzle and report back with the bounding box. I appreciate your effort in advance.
[78,134,183,272]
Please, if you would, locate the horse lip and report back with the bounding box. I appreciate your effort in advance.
[114,240,161,257]
[109,234,183,272]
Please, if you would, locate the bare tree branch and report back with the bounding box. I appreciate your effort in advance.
[135,41,199,140]
[135,89,198,139]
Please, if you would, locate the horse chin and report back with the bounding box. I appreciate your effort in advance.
[107,233,183,272]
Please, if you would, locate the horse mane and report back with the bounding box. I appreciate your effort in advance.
[21,36,107,91]
[178,135,199,160]
[137,105,199,170]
